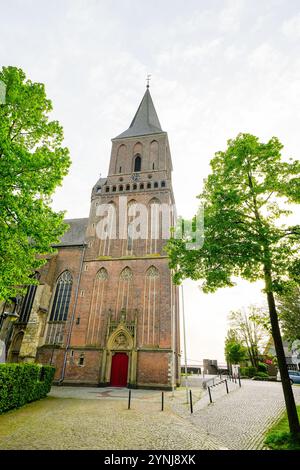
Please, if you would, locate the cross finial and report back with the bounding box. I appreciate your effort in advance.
[146,74,151,88]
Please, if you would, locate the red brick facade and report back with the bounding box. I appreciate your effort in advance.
[7,89,180,389]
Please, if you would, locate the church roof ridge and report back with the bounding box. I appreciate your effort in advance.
[113,88,164,140]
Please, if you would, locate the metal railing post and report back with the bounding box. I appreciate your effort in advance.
[128,390,131,410]
[208,386,212,403]
[161,392,164,411]
[189,389,193,414]
[225,379,229,394]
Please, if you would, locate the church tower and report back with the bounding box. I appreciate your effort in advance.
[13,86,180,389]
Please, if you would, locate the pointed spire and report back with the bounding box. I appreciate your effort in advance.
[113,88,164,139]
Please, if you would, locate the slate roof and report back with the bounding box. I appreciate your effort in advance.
[113,88,165,139]
[54,218,88,247]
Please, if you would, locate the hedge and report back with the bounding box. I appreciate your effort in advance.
[240,366,257,378]
[0,363,55,414]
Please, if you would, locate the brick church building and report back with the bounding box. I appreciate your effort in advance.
[1,87,180,389]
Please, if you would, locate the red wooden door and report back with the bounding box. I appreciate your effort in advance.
[110,353,129,387]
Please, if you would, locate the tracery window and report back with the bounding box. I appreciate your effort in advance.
[49,271,73,322]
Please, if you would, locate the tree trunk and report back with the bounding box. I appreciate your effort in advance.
[264,269,300,435]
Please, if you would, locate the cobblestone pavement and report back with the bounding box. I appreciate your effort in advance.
[174,380,300,450]
[0,379,299,450]
[0,391,220,450]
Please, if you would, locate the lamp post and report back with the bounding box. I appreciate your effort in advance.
[181,284,189,404]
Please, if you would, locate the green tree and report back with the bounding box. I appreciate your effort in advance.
[229,306,268,368]
[0,66,71,300]
[225,330,247,365]
[168,133,300,435]
[277,287,300,344]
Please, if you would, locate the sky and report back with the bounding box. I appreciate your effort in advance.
[1,0,300,363]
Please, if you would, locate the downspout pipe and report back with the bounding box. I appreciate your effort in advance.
[59,243,86,384]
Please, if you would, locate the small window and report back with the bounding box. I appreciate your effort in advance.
[154,182,158,188]
[96,186,101,193]
[78,354,85,366]
[134,154,142,172]
[119,166,122,173]
[126,184,130,191]
[119,177,123,182]
[147,182,151,189]
[152,163,155,170]
[84,264,88,271]
[105,187,109,193]
[76,317,80,325]
[133,184,137,190]
[119,185,124,191]
[80,290,84,297]
[161,181,166,188]
[140,183,144,190]
[112,186,116,192]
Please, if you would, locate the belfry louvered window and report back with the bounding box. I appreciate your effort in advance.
[134,154,141,172]
[49,271,73,321]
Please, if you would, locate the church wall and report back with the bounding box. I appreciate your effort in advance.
[136,351,170,388]
[9,90,181,390]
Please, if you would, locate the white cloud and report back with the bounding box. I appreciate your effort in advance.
[282,13,300,39]
[218,0,243,33]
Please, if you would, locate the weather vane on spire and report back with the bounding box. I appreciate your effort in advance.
[146,74,151,88]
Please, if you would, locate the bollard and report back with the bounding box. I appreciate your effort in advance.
[189,389,193,414]
[238,375,241,388]
[128,390,131,410]
[208,386,212,403]
[225,379,229,394]
[161,391,164,411]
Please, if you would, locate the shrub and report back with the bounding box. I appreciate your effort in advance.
[240,366,257,378]
[257,362,268,373]
[253,372,270,380]
[0,363,55,414]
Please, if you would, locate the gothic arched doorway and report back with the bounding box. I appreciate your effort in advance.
[110,352,129,387]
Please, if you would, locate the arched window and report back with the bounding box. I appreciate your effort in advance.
[86,268,108,345]
[49,271,73,322]
[119,185,124,191]
[96,267,108,280]
[161,181,166,188]
[140,183,144,190]
[134,154,142,172]
[115,267,133,320]
[149,198,160,253]
[142,266,160,345]
[19,273,40,324]
[127,200,137,252]
[154,182,158,188]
